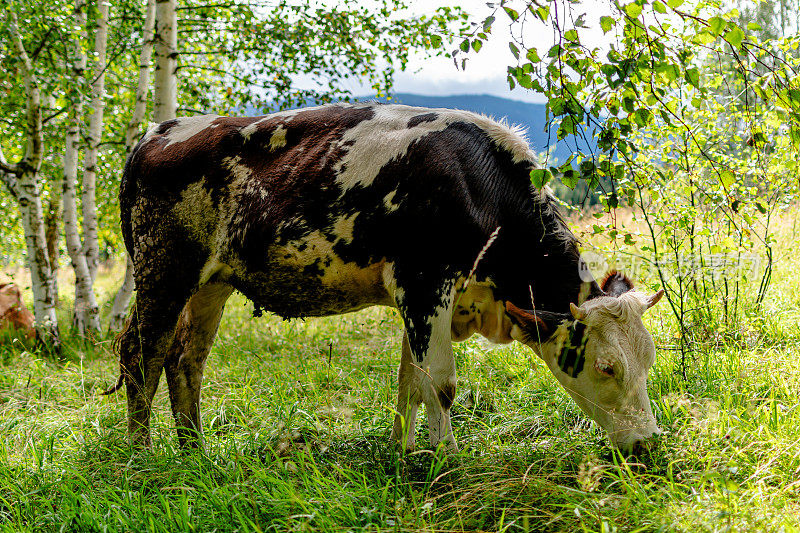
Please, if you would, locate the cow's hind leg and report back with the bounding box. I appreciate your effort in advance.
[164,282,233,448]
[124,284,189,448]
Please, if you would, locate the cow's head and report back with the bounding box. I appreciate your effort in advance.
[506,272,664,452]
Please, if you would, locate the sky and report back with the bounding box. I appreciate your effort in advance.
[366,0,612,103]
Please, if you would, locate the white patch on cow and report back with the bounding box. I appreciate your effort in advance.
[333,105,453,190]
[270,125,288,151]
[333,104,535,191]
[173,180,216,243]
[140,121,161,143]
[383,190,400,212]
[162,115,220,148]
[240,121,261,140]
[332,212,358,243]
[418,293,459,450]
[240,105,333,141]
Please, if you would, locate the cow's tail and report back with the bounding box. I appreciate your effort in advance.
[101,301,138,396]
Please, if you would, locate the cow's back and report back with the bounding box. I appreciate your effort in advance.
[121,103,553,318]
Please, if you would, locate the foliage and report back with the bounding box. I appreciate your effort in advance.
[454,0,800,361]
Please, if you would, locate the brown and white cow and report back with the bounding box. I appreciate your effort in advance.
[111,103,664,452]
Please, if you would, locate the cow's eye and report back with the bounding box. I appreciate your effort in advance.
[595,361,615,377]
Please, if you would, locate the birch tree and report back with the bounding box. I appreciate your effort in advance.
[0,11,60,350]
[109,0,156,332]
[81,0,110,283]
[62,0,101,335]
[153,0,177,122]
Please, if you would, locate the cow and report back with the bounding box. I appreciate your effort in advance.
[0,282,36,342]
[110,103,665,453]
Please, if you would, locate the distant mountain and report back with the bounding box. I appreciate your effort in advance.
[363,93,596,164]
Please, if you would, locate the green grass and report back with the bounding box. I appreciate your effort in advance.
[1,242,800,532]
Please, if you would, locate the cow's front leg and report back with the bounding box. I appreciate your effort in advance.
[395,287,459,452]
[391,331,421,451]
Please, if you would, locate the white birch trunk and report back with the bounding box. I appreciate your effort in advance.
[63,0,100,336]
[153,0,178,122]
[109,255,135,331]
[0,12,60,349]
[81,0,109,283]
[19,172,60,346]
[109,0,156,332]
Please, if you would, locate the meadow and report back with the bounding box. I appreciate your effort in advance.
[0,210,799,532]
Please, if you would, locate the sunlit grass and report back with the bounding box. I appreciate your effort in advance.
[0,212,799,531]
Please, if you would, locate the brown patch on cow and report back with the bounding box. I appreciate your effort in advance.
[438,382,456,410]
[505,301,550,336]
[0,283,35,340]
[408,112,438,128]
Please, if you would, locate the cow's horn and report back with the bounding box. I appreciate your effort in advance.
[569,303,587,321]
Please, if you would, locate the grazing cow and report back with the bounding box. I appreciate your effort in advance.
[111,103,664,452]
[0,282,36,341]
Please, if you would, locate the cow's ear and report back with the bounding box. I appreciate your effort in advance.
[601,270,634,297]
[505,301,550,337]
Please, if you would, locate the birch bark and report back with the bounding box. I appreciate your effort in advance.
[109,0,156,332]
[81,0,109,283]
[0,12,60,349]
[153,0,178,122]
[62,0,100,335]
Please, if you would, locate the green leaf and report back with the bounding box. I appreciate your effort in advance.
[708,16,725,36]
[720,169,735,188]
[509,42,520,59]
[530,168,552,189]
[667,0,683,8]
[535,5,550,22]
[526,48,541,63]
[653,1,666,13]
[564,29,579,42]
[561,169,580,188]
[504,6,519,21]
[685,68,700,88]
[460,39,470,52]
[724,26,744,48]
[483,15,495,32]
[747,22,762,30]
[694,31,716,45]
[623,3,642,18]
[472,40,483,52]
[600,16,615,33]
[429,35,442,48]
